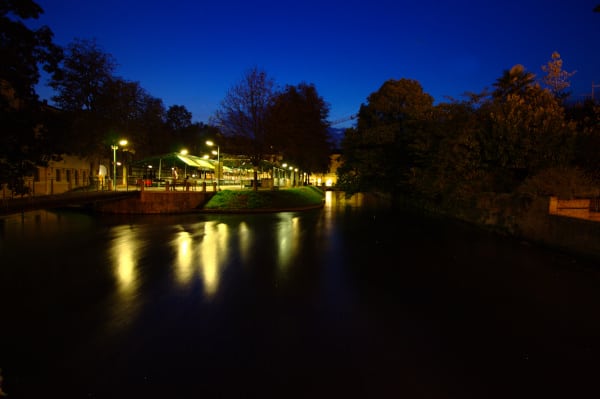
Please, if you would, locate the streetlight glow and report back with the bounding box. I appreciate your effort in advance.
[112,139,128,191]
[206,140,220,191]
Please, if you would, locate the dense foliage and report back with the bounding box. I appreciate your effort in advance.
[338,62,600,207]
[266,83,332,178]
[2,0,598,206]
[0,0,61,193]
[214,69,333,189]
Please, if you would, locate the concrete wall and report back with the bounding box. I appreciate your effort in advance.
[94,191,213,214]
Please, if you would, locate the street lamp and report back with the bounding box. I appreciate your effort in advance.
[112,139,128,191]
[180,149,188,176]
[206,140,220,190]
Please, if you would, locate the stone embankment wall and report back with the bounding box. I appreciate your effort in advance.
[518,197,600,261]
[94,191,213,214]
[431,194,600,261]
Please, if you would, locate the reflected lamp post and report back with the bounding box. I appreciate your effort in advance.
[206,140,220,190]
[111,139,128,191]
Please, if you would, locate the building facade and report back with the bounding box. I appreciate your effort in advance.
[30,155,94,195]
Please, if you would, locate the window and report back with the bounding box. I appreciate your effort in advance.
[55,169,61,182]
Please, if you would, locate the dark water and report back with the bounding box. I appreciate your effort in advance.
[1,192,599,398]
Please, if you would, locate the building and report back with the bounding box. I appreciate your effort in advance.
[30,154,95,195]
[310,153,341,187]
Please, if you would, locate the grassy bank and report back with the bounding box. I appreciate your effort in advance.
[203,186,325,211]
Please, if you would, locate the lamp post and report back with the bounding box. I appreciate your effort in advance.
[180,149,188,176]
[111,139,128,191]
[206,140,220,190]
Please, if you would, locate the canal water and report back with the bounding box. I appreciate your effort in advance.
[1,192,599,398]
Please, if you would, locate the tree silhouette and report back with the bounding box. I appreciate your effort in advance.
[267,83,332,178]
[0,0,61,192]
[50,38,117,112]
[213,67,275,190]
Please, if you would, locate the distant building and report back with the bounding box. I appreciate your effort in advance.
[30,154,95,195]
[310,153,341,187]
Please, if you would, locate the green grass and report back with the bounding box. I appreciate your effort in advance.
[204,186,325,210]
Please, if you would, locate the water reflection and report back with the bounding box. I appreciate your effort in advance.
[174,230,193,285]
[238,221,251,264]
[0,210,92,243]
[200,222,225,297]
[170,221,230,299]
[4,206,600,397]
[276,213,300,272]
[108,225,142,329]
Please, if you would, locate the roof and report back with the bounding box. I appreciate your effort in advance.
[132,153,233,172]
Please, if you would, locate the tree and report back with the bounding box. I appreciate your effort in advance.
[541,51,576,100]
[0,0,61,192]
[50,38,117,112]
[0,0,60,103]
[49,39,162,158]
[480,68,576,191]
[95,78,166,157]
[418,95,488,203]
[568,99,600,180]
[166,105,192,132]
[213,67,275,190]
[338,78,434,195]
[492,64,536,100]
[267,82,332,179]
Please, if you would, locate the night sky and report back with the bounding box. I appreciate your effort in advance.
[31,0,600,127]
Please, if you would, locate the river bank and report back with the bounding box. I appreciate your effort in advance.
[395,192,600,263]
[202,186,325,212]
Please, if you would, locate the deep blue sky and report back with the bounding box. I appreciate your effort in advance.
[32,0,600,127]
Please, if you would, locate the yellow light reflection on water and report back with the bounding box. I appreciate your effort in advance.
[238,221,251,264]
[108,225,142,331]
[198,221,229,298]
[110,226,140,295]
[174,231,193,285]
[169,221,230,299]
[276,214,300,272]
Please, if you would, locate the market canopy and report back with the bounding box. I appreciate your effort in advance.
[133,152,233,172]
[132,152,214,170]
[176,153,217,170]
